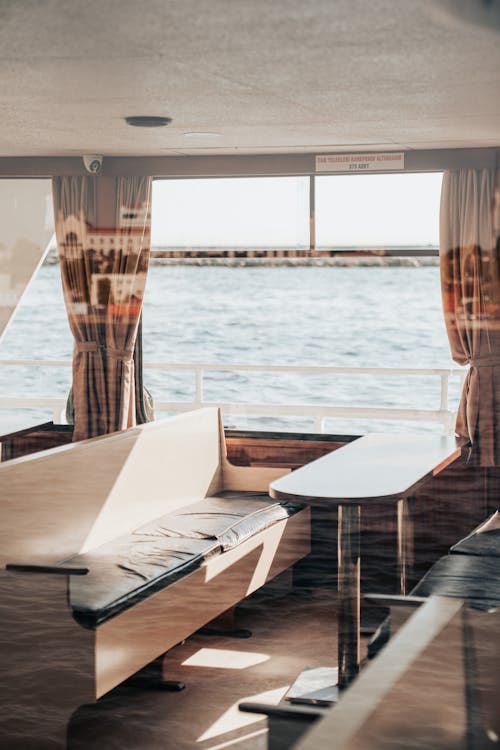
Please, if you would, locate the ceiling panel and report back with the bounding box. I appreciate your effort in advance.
[0,0,498,156]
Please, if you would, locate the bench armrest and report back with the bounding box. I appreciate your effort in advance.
[6,563,89,576]
[363,593,427,607]
[239,702,328,720]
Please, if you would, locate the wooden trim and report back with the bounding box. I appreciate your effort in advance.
[0,148,497,177]
[226,435,348,469]
[225,429,358,443]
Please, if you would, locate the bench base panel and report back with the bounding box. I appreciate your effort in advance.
[95,507,311,698]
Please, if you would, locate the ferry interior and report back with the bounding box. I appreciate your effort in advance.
[1,1,500,749]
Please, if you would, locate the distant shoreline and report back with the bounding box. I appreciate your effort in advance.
[147,256,439,267]
[44,254,439,268]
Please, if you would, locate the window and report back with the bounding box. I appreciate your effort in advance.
[152,177,309,248]
[0,171,460,437]
[145,171,460,435]
[315,172,442,252]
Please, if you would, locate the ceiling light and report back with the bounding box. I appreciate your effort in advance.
[125,116,172,127]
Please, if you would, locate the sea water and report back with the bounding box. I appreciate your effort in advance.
[0,264,463,435]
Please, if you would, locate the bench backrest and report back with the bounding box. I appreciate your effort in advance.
[0,408,222,566]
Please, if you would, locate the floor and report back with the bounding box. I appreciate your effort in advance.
[69,582,359,750]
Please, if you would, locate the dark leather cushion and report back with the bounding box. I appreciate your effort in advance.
[69,534,221,628]
[412,554,500,611]
[367,616,391,659]
[451,529,500,557]
[450,511,500,557]
[68,493,303,627]
[157,493,302,551]
[369,515,500,658]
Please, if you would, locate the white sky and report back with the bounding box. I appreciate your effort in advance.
[151,172,443,248]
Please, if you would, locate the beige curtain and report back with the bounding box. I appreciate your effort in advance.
[134,316,155,424]
[440,166,500,465]
[53,175,152,441]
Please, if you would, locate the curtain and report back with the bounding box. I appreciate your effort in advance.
[134,316,155,424]
[440,166,500,465]
[53,175,152,441]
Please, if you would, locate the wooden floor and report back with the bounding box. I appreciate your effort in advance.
[68,580,363,750]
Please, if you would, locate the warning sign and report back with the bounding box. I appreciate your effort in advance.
[316,152,405,173]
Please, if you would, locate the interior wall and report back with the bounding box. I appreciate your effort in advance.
[0,148,497,178]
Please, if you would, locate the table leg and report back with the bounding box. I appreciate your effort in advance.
[397,496,414,595]
[337,503,361,690]
[283,503,361,704]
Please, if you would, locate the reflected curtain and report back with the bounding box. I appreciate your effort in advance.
[53,175,152,441]
[440,166,500,465]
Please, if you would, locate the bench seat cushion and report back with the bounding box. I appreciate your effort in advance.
[368,547,500,658]
[68,493,303,628]
[450,510,500,557]
[154,492,301,550]
[411,554,500,611]
[69,535,220,628]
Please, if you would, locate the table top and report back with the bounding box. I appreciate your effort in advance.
[269,434,465,506]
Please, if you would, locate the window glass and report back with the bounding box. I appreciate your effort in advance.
[152,177,309,248]
[315,173,442,249]
[145,170,459,434]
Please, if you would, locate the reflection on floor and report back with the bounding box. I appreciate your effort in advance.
[70,584,363,750]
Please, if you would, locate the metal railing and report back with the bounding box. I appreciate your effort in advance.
[0,359,467,434]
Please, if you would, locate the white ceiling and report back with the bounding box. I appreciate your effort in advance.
[0,0,499,157]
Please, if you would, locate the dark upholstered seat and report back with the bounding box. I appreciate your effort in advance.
[411,554,500,611]
[69,535,220,628]
[368,549,500,658]
[451,529,500,557]
[155,493,298,551]
[67,493,303,627]
[450,510,500,557]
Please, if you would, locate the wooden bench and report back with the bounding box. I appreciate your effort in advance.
[0,408,311,748]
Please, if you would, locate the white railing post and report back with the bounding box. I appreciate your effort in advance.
[53,405,65,424]
[439,372,451,435]
[313,416,323,433]
[194,367,204,406]
[440,373,449,412]
[445,411,456,436]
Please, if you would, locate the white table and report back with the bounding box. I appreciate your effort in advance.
[270,433,465,696]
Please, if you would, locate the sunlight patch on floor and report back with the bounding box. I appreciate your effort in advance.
[197,685,289,743]
[183,647,270,670]
[204,728,268,750]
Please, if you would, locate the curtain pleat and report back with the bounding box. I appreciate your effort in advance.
[134,316,155,424]
[440,167,500,465]
[53,175,152,441]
